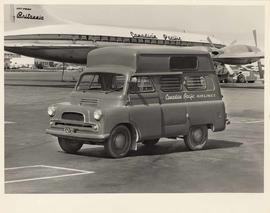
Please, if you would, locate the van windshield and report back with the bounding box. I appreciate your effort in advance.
[77,73,126,92]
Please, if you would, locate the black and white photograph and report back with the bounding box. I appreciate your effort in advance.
[1,1,269,212]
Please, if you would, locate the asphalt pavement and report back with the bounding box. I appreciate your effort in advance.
[4,83,264,193]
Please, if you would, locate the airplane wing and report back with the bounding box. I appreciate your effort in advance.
[212,51,264,65]
[207,36,264,65]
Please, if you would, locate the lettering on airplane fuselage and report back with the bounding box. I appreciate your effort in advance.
[16,11,44,20]
[163,34,182,41]
[130,32,157,40]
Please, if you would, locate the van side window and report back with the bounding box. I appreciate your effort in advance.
[131,76,155,93]
[185,76,207,91]
[160,75,182,92]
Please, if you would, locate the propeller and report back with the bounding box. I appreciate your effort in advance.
[252,29,264,79]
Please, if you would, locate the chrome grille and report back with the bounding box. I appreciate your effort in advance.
[62,112,84,121]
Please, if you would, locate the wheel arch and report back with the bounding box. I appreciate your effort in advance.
[113,122,140,151]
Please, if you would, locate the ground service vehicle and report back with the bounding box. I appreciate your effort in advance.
[215,63,257,83]
[46,46,228,158]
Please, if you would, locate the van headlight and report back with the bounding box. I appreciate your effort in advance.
[94,109,103,121]
[48,106,56,117]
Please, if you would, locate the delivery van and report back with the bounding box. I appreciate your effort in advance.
[46,46,229,158]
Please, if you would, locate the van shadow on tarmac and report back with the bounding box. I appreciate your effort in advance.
[72,139,243,158]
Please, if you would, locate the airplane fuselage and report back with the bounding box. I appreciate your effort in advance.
[4,25,263,65]
[4,26,225,64]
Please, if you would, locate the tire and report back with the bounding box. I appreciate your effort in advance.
[104,125,131,158]
[237,74,246,83]
[142,139,159,146]
[58,137,83,154]
[184,125,208,151]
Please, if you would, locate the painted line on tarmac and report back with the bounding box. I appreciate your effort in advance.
[4,121,16,124]
[5,165,95,184]
[5,165,42,170]
[232,119,264,124]
[5,172,94,184]
[38,165,93,173]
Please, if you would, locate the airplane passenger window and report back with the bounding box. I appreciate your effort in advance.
[109,37,117,42]
[164,40,170,45]
[145,39,151,44]
[123,38,131,43]
[90,36,101,41]
[101,36,109,41]
[117,37,123,42]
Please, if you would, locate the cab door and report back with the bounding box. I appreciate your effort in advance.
[127,76,162,140]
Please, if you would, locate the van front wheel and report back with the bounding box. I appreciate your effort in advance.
[105,125,131,158]
[58,138,83,154]
[184,125,208,151]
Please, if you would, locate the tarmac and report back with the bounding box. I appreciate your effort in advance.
[4,71,264,193]
[4,70,265,89]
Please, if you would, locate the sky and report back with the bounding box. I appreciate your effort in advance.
[43,5,265,49]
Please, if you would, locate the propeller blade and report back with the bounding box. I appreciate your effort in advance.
[252,29,258,47]
[252,29,263,79]
[207,37,215,48]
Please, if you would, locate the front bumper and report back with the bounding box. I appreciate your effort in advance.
[46,122,110,142]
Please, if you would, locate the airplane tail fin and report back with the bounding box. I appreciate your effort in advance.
[5,4,66,31]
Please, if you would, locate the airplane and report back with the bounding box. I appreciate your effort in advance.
[4,5,264,72]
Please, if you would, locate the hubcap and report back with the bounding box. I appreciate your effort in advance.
[192,128,204,144]
[114,134,126,149]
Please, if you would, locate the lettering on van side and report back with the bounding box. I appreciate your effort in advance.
[165,93,216,101]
